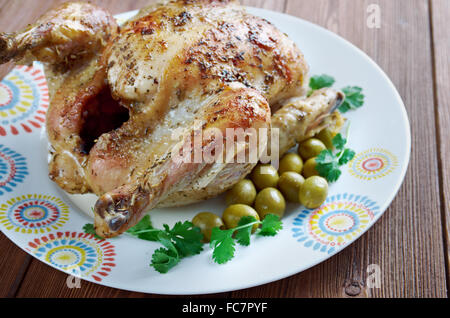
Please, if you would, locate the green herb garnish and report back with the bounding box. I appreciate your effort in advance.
[210,214,283,264]
[308,75,365,113]
[315,133,355,182]
[126,215,160,241]
[338,86,365,113]
[151,245,180,274]
[83,217,203,274]
[133,221,204,273]
[82,223,104,240]
[309,74,336,91]
[110,213,281,270]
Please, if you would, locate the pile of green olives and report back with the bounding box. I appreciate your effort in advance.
[276,149,328,209]
[192,129,334,242]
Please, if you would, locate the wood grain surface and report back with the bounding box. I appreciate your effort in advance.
[431,0,450,294]
[0,0,448,298]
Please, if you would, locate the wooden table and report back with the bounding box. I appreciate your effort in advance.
[0,0,448,298]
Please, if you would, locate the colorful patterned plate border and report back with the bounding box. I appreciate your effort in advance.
[26,231,116,282]
[0,8,410,295]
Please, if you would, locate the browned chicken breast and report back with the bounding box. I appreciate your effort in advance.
[0,0,343,238]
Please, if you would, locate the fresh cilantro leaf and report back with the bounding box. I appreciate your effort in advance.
[338,148,356,165]
[135,230,161,242]
[157,231,179,255]
[167,221,204,257]
[125,216,204,273]
[316,161,342,182]
[235,216,257,246]
[147,222,203,273]
[332,133,347,151]
[151,247,180,274]
[316,149,335,164]
[126,215,160,242]
[259,214,283,236]
[339,86,365,113]
[82,223,96,235]
[149,231,181,274]
[210,228,236,264]
[315,133,355,182]
[127,215,153,234]
[82,223,104,240]
[309,74,335,90]
[209,215,283,264]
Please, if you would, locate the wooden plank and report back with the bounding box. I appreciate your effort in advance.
[430,0,450,289]
[0,233,32,297]
[234,0,446,298]
[242,0,286,11]
[16,259,231,297]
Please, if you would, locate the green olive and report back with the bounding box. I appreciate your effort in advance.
[277,172,305,203]
[222,204,260,232]
[192,212,225,243]
[279,153,304,174]
[250,164,279,190]
[299,176,328,209]
[254,187,286,219]
[302,157,320,178]
[225,179,257,206]
[316,128,334,149]
[298,138,327,160]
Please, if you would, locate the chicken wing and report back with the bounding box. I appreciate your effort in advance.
[0,2,119,193]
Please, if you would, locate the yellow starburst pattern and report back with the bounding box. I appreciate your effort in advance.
[292,193,379,254]
[0,65,48,136]
[0,194,69,234]
[27,232,116,282]
[348,148,398,180]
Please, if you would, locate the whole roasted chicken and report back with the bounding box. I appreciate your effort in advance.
[0,0,343,237]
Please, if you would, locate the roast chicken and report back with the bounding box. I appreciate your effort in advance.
[0,0,344,238]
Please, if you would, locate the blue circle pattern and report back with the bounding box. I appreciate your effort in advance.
[34,239,99,274]
[6,199,57,229]
[317,210,360,236]
[48,247,81,267]
[0,69,41,126]
[18,204,49,222]
[292,193,380,254]
[0,79,20,111]
[0,144,28,195]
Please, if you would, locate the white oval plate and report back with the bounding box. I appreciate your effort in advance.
[0,7,410,295]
